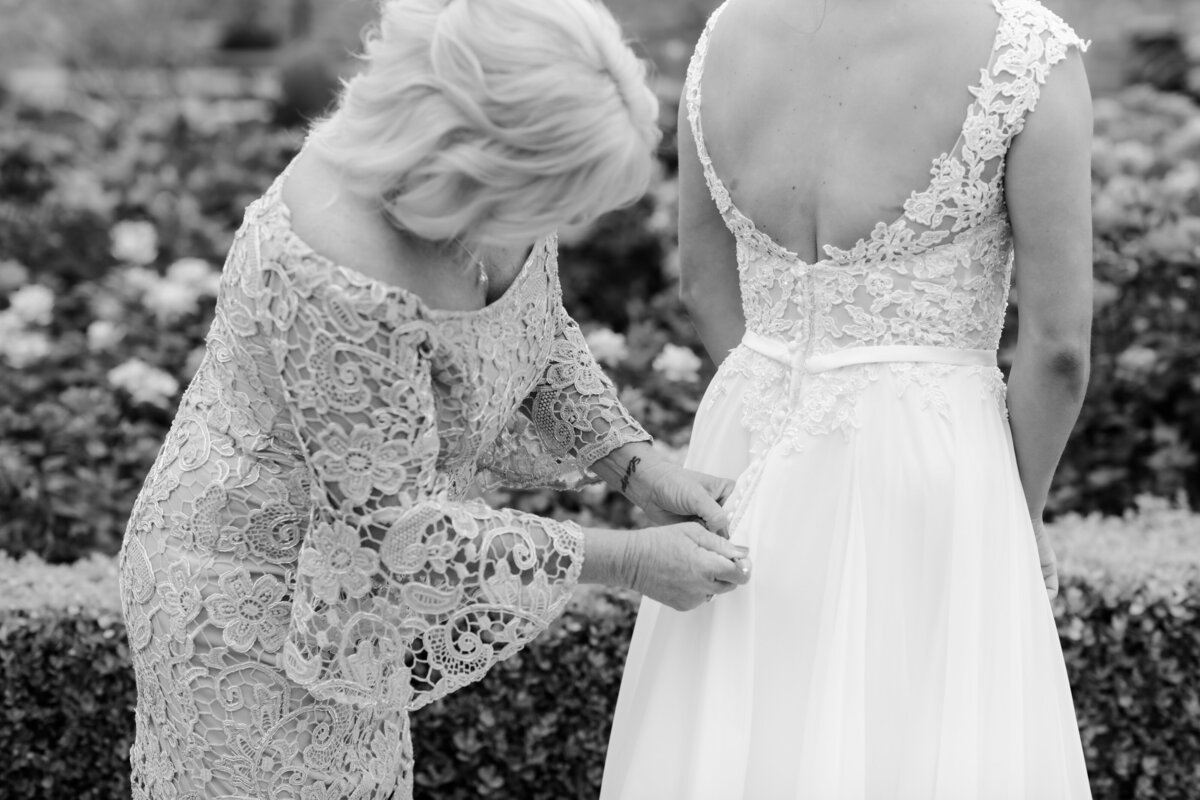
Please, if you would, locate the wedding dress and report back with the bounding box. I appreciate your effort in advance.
[602,1,1093,797]
[118,166,650,799]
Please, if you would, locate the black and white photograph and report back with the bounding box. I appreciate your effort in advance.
[1,0,1198,798]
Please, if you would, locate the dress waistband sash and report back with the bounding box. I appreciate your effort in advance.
[742,331,997,374]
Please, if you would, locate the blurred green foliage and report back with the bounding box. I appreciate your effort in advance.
[1,73,1198,561]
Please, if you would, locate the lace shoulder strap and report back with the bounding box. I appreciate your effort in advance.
[986,0,1091,143]
[683,1,738,219]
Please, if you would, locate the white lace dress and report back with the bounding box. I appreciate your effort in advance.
[118,167,650,800]
[602,1,1093,797]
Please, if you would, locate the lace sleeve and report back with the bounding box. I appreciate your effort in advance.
[242,226,584,712]
[476,267,651,491]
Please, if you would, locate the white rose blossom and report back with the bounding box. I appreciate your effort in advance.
[1116,346,1158,377]
[585,328,629,367]
[1111,141,1156,175]
[120,266,161,297]
[120,259,218,321]
[0,260,30,292]
[0,310,23,337]
[1165,116,1200,159]
[1161,163,1200,200]
[144,279,201,322]
[1092,280,1120,312]
[87,320,125,352]
[652,343,703,383]
[108,358,180,408]
[54,169,116,214]
[9,284,55,326]
[1,329,52,368]
[111,220,159,266]
[8,66,71,110]
[167,258,222,296]
[90,292,125,322]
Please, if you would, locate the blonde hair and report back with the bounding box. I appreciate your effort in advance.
[308,0,662,249]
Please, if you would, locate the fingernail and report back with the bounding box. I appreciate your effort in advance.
[733,545,749,557]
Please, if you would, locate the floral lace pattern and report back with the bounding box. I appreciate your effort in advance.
[688,0,1088,452]
[119,169,649,800]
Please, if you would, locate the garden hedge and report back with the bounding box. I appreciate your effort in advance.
[3,503,1199,800]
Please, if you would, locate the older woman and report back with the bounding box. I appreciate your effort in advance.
[117,1,750,797]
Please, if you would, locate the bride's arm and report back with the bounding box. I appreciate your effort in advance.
[677,93,744,367]
[1004,48,1094,524]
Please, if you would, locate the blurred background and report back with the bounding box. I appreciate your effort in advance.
[1,0,1199,798]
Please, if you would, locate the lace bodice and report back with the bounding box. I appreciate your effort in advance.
[118,169,649,799]
[689,0,1087,355]
[690,0,1088,448]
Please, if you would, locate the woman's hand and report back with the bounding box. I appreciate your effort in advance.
[579,524,751,611]
[1032,517,1059,599]
[591,443,735,537]
[635,459,734,536]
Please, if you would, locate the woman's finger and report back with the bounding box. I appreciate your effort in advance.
[1031,518,1058,597]
[688,526,747,561]
[696,471,736,505]
[689,487,731,537]
[703,550,752,586]
[1043,561,1059,598]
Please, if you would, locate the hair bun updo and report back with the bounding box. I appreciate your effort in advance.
[308,0,662,250]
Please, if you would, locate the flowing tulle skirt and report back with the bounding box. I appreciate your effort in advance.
[601,357,1092,800]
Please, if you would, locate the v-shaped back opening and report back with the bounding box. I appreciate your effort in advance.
[686,0,1008,266]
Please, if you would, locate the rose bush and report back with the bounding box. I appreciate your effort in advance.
[0,75,297,561]
[0,73,1197,561]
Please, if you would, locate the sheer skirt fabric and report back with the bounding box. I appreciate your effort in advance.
[601,354,1092,800]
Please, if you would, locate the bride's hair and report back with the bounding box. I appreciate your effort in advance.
[307,0,662,249]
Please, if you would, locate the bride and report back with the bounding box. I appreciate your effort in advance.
[602,0,1094,797]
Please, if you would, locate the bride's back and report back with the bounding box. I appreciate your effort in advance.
[699,0,1002,263]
